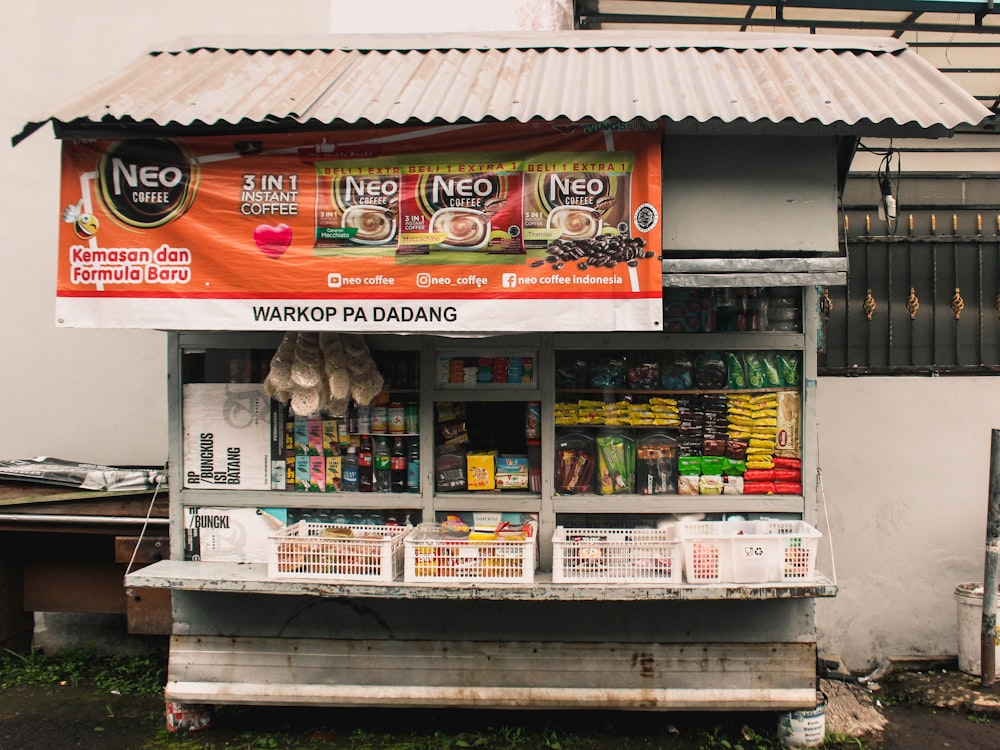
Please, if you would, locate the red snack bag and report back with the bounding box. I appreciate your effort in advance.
[773,456,802,470]
[772,468,802,482]
[742,481,776,495]
[743,469,775,481]
[774,482,803,495]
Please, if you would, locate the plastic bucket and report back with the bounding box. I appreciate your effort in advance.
[777,691,826,748]
[165,701,213,732]
[954,582,1000,677]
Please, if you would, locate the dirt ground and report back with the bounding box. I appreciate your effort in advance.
[2,669,1000,749]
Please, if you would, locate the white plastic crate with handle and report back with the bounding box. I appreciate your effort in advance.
[551,526,682,584]
[404,523,535,583]
[679,519,822,584]
[267,521,411,582]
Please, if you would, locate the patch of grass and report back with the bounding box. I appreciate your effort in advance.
[0,646,166,696]
[823,732,876,749]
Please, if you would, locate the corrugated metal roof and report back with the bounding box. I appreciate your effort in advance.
[14,30,991,145]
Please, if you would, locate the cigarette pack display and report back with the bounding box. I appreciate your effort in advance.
[183,506,288,562]
[182,383,272,490]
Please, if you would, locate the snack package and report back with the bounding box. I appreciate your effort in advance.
[435,447,468,492]
[725,351,747,389]
[627,357,660,390]
[678,475,700,495]
[694,351,727,389]
[661,352,693,390]
[436,402,470,446]
[636,433,678,495]
[589,358,626,389]
[596,431,635,495]
[775,391,802,458]
[555,432,597,494]
[775,351,801,386]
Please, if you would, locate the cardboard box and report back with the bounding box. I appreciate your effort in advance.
[270,399,286,490]
[292,455,311,491]
[466,450,497,490]
[183,507,287,562]
[322,420,339,457]
[182,383,272,490]
[496,455,529,490]
[309,455,326,492]
[326,455,342,492]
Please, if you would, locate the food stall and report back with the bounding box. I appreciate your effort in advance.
[15,30,989,716]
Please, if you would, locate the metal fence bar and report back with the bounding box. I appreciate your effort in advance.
[821,207,1000,375]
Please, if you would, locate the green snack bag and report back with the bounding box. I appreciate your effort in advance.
[723,458,747,475]
[700,456,726,474]
[726,351,746,389]
[678,456,702,475]
[761,352,783,387]
[776,351,801,386]
[743,352,766,388]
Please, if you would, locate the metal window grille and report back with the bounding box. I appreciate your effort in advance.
[820,174,1000,375]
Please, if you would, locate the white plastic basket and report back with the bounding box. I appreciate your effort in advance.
[677,521,735,583]
[678,520,822,584]
[267,521,411,582]
[404,523,535,583]
[551,526,682,584]
[767,520,823,582]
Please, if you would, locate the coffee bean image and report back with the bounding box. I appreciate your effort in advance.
[533,235,652,274]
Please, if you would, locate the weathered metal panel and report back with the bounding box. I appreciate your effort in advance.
[125,587,172,635]
[168,590,819,642]
[165,634,818,710]
[663,135,840,252]
[15,30,989,144]
[114,535,169,565]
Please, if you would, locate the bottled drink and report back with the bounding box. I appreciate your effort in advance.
[341,446,359,491]
[373,436,391,492]
[358,435,374,492]
[406,438,420,493]
[390,437,407,493]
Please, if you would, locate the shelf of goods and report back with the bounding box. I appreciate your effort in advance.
[167,324,821,593]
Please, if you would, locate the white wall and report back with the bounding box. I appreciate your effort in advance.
[2,1,329,466]
[329,0,573,32]
[815,377,1000,669]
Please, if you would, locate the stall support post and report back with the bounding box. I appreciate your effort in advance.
[981,428,1000,686]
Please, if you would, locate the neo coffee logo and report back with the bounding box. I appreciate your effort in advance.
[97,139,199,229]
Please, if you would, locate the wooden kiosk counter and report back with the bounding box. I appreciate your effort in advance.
[17,31,990,714]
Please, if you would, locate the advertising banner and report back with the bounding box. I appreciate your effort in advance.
[57,122,663,332]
